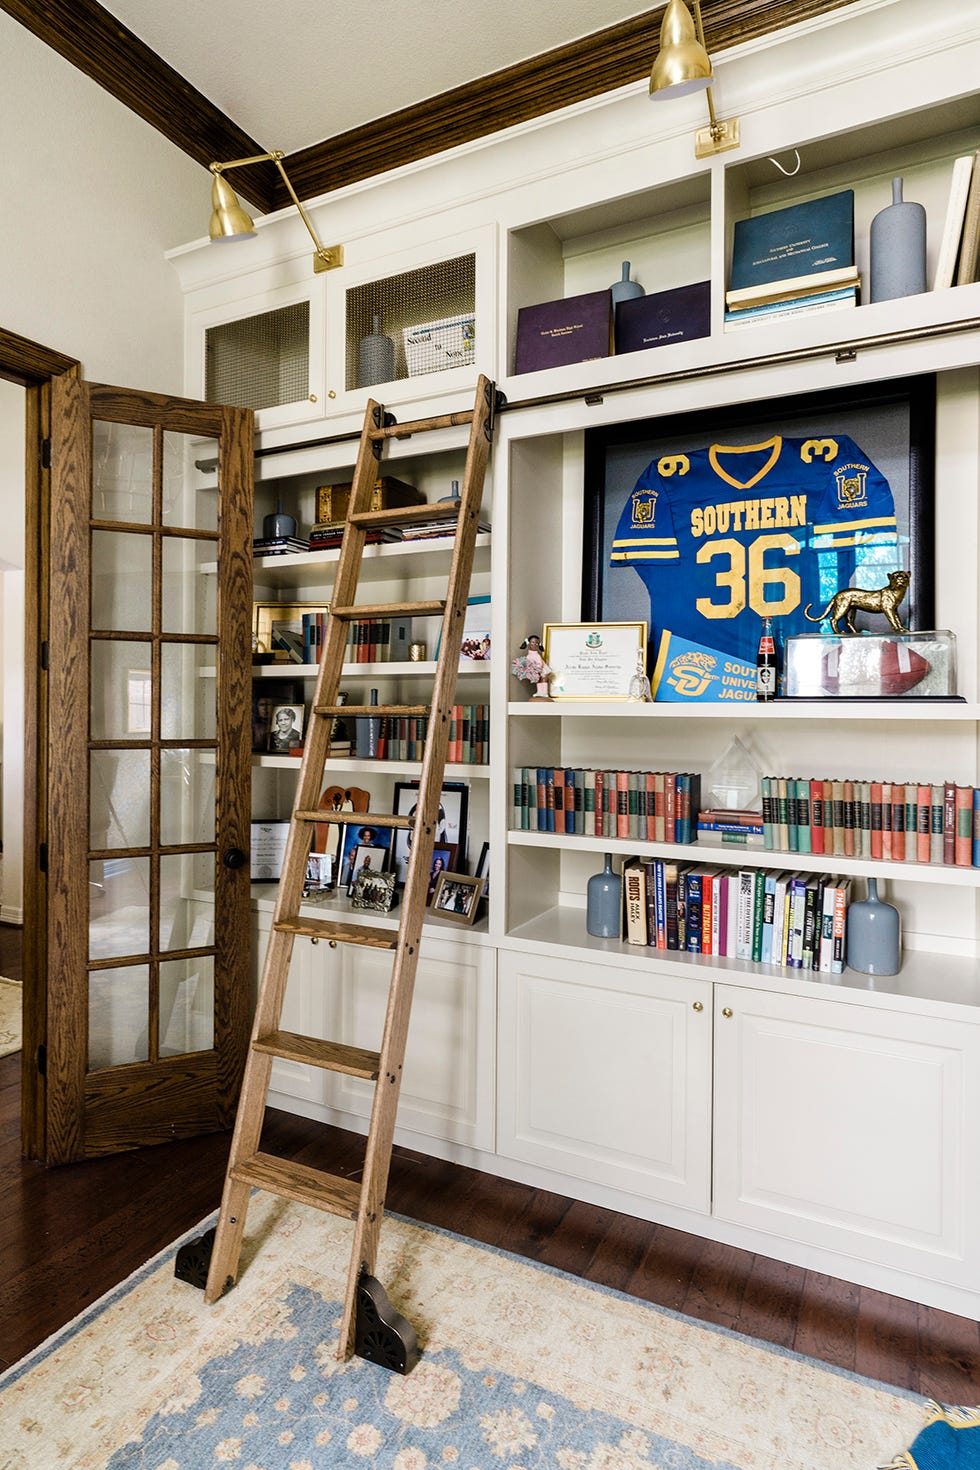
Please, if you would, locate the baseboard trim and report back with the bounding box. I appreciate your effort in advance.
[1,906,24,926]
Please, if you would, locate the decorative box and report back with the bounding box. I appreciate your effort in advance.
[402,314,476,376]
[784,630,956,698]
[514,289,613,374]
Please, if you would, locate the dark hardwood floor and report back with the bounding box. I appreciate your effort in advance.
[0,920,977,1399]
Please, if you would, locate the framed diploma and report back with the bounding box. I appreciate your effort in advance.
[250,820,290,881]
[543,621,647,700]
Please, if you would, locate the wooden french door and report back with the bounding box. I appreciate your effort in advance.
[42,378,254,1161]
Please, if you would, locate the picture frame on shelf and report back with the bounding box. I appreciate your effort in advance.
[435,594,492,662]
[430,871,485,925]
[304,853,333,893]
[391,779,469,883]
[346,842,389,895]
[542,621,647,700]
[474,840,490,897]
[250,820,290,881]
[581,377,936,683]
[268,703,305,753]
[337,821,392,889]
[425,844,459,905]
[351,868,398,912]
[252,677,305,753]
[252,601,328,663]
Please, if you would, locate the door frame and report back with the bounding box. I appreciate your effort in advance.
[0,326,81,1159]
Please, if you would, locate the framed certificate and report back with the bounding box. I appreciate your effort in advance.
[543,621,647,700]
[250,820,290,881]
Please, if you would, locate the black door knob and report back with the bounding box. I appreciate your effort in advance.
[222,847,247,870]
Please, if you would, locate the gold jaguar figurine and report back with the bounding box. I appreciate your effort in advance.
[803,569,910,634]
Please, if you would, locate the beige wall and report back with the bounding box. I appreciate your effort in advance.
[0,11,206,391]
[0,379,24,922]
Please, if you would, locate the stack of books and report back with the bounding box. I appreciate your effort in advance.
[308,523,403,550]
[511,767,701,842]
[622,858,850,974]
[725,189,858,329]
[400,509,492,541]
[696,807,764,847]
[760,775,980,865]
[252,533,310,557]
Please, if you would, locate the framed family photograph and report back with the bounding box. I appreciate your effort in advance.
[430,871,485,924]
[337,820,392,889]
[268,703,305,753]
[391,780,469,883]
[581,376,936,700]
[351,868,398,912]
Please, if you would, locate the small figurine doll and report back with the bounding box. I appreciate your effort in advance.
[512,632,553,699]
[628,647,653,702]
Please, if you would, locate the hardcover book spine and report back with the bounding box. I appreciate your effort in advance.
[809,779,824,855]
[955,785,973,866]
[890,786,906,862]
[761,873,776,964]
[881,782,893,860]
[664,863,680,950]
[761,776,775,850]
[843,781,856,858]
[974,789,980,868]
[552,769,566,835]
[870,781,883,860]
[685,872,703,953]
[916,783,932,863]
[832,781,845,857]
[624,860,647,945]
[735,870,755,961]
[943,780,956,865]
[818,879,836,973]
[904,784,918,863]
[776,777,790,851]
[930,784,945,865]
[654,860,667,949]
[664,775,677,844]
[831,883,849,974]
[795,779,812,855]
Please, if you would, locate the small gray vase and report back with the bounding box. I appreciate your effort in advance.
[869,177,927,303]
[610,260,644,313]
[587,854,621,937]
[846,877,901,975]
[358,314,395,387]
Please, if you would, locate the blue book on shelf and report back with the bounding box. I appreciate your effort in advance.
[730,190,854,292]
[974,788,980,867]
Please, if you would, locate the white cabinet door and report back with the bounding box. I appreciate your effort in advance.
[328,934,496,1151]
[497,950,712,1212]
[713,985,980,1289]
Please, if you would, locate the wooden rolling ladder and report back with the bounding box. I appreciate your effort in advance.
[179,376,501,1372]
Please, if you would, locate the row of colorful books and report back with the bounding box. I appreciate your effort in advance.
[760,776,980,866]
[338,704,488,764]
[512,768,701,844]
[622,858,850,974]
[301,613,414,665]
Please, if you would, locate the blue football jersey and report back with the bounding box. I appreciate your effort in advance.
[610,434,900,663]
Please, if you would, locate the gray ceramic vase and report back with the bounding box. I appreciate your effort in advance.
[610,260,644,313]
[587,853,621,937]
[358,314,395,387]
[846,877,901,975]
[869,177,927,303]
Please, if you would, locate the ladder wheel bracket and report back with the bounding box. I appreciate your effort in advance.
[355,1273,420,1375]
[173,1227,216,1290]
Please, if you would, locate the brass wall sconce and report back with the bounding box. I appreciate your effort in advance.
[208,151,343,273]
[649,0,740,159]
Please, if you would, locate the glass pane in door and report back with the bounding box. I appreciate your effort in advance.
[162,432,219,532]
[159,957,214,1056]
[88,965,150,1069]
[160,643,216,740]
[90,750,151,849]
[89,856,150,960]
[92,421,153,524]
[159,853,215,951]
[90,641,153,740]
[91,530,153,631]
[162,537,217,635]
[160,750,215,846]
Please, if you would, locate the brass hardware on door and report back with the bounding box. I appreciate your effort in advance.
[328,390,337,399]
[311,937,318,945]
[722,1007,733,1018]
[329,940,337,949]
[692,1001,703,1012]
[309,394,318,402]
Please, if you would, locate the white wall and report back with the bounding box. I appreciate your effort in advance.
[0,11,207,391]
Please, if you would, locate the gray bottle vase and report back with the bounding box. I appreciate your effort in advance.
[358,314,395,388]
[846,877,901,975]
[587,853,621,937]
[610,260,644,313]
[869,177,927,303]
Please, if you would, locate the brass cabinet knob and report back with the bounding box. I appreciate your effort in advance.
[722,1006,733,1018]
[311,936,318,945]
[329,939,337,949]
[692,1001,703,1012]
[328,390,337,399]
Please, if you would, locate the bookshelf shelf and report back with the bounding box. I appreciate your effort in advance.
[506,829,980,888]
[508,700,980,722]
[255,753,489,777]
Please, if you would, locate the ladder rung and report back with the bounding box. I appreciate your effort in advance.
[229,1152,361,1219]
[368,408,475,439]
[294,809,412,830]
[350,503,460,530]
[274,915,398,948]
[330,600,445,620]
[313,703,429,718]
[253,1030,381,1079]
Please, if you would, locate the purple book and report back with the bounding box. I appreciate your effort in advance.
[615,280,711,355]
[515,289,613,374]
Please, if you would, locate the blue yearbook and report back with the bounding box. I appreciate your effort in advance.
[730,189,854,292]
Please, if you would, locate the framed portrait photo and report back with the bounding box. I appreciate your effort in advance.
[582,375,935,702]
[425,843,459,904]
[430,871,485,925]
[268,702,305,753]
[391,780,469,883]
[337,820,392,889]
[346,842,389,895]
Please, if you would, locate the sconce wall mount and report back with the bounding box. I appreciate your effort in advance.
[208,151,343,274]
[649,0,740,160]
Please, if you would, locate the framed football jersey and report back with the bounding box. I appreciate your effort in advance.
[582,376,935,696]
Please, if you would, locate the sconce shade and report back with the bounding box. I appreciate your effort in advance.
[649,0,713,99]
[209,171,256,241]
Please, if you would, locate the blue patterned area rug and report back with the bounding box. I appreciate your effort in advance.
[0,1194,927,1469]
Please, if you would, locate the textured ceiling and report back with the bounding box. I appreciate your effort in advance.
[105,0,656,154]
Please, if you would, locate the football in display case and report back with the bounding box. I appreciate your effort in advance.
[784,630,956,698]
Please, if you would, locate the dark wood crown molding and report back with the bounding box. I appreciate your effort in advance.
[4,0,858,213]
